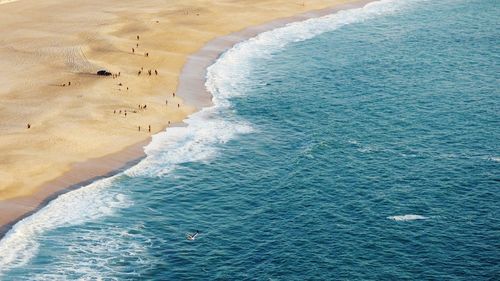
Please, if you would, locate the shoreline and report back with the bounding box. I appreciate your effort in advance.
[0,0,375,239]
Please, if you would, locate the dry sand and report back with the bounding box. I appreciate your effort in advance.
[0,0,364,233]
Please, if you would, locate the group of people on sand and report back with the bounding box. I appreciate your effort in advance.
[137,68,158,76]
[138,125,151,132]
[113,109,139,117]
[116,82,129,92]
[131,35,149,57]
[27,34,175,133]
[166,92,181,108]
[111,106,157,134]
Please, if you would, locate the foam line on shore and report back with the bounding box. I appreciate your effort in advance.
[0,0,396,240]
[129,0,403,177]
[0,0,411,274]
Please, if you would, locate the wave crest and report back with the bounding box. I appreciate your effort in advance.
[0,177,129,274]
[388,214,428,221]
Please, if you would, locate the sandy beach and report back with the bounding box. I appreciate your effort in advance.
[0,0,367,236]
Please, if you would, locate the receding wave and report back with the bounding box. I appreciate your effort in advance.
[0,177,129,275]
[388,214,428,221]
[0,0,410,276]
[125,107,253,177]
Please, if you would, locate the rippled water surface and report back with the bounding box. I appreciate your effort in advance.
[1,0,499,280]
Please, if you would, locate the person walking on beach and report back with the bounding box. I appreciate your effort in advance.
[155,70,158,75]
[148,125,151,132]
[132,48,135,53]
[138,126,141,131]
[137,35,140,40]
[27,123,31,129]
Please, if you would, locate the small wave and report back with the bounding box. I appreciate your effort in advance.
[0,177,130,275]
[126,108,253,177]
[489,156,500,163]
[358,146,377,153]
[388,214,428,221]
[27,223,152,281]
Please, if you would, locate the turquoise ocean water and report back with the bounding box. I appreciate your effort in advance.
[0,0,498,279]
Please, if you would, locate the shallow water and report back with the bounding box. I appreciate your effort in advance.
[1,0,499,279]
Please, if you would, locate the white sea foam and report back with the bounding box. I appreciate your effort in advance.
[128,0,408,178]
[388,214,428,221]
[205,0,406,106]
[489,156,500,163]
[126,107,253,177]
[0,177,130,275]
[0,0,410,276]
[27,223,152,281]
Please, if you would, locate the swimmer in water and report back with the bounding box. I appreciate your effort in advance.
[187,230,199,241]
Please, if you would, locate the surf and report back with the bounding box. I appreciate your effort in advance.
[0,0,413,276]
[388,214,428,221]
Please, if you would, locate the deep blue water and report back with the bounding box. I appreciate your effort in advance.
[1,0,499,280]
